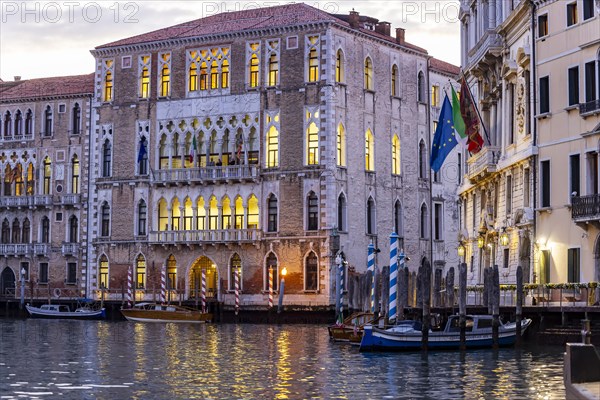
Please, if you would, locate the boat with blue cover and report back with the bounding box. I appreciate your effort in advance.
[359,314,531,352]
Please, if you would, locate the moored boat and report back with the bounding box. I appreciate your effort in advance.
[120,303,212,323]
[26,303,106,320]
[328,312,378,342]
[360,314,532,352]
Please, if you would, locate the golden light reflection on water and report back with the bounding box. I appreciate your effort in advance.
[1,321,568,399]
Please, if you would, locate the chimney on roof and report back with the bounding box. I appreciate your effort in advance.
[395,28,405,45]
[375,21,391,37]
[14,76,21,81]
[349,10,360,29]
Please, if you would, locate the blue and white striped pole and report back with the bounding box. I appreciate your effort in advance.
[368,243,375,313]
[389,233,399,322]
[339,259,344,317]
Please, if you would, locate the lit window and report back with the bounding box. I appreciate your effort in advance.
[337,123,346,167]
[196,197,206,230]
[365,129,374,171]
[188,51,198,91]
[99,255,109,289]
[43,156,52,194]
[159,53,171,97]
[392,134,401,175]
[167,255,177,290]
[431,85,440,106]
[336,49,344,83]
[139,55,151,98]
[267,40,280,87]
[71,155,79,194]
[103,60,114,102]
[247,195,259,229]
[307,35,320,82]
[234,196,244,229]
[305,107,320,165]
[248,43,260,87]
[135,254,146,289]
[265,112,279,168]
[364,57,373,90]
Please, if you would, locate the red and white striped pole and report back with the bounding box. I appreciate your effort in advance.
[201,268,207,313]
[268,266,273,309]
[234,268,240,316]
[126,265,133,308]
[160,264,167,304]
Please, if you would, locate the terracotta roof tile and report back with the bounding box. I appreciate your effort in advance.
[430,58,460,77]
[96,3,428,55]
[0,74,94,102]
[97,3,342,49]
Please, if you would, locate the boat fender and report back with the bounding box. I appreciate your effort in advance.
[53,288,61,298]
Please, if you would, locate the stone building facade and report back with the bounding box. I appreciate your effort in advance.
[86,3,461,310]
[0,74,93,298]
[458,0,536,285]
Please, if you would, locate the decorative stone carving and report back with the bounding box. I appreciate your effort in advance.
[516,76,526,135]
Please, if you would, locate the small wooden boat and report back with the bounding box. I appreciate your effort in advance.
[328,312,377,342]
[360,314,532,352]
[26,303,106,320]
[120,303,212,323]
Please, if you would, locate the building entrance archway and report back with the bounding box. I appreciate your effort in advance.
[0,267,16,296]
[189,256,218,300]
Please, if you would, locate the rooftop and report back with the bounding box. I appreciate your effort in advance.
[0,74,94,102]
[96,3,427,54]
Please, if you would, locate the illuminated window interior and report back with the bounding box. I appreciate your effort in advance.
[336,49,344,83]
[99,255,109,289]
[392,134,401,175]
[391,65,398,96]
[337,123,346,167]
[139,55,150,98]
[307,35,319,82]
[235,196,244,229]
[103,60,113,102]
[247,195,259,229]
[159,53,171,97]
[306,108,320,165]
[136,254,146,289]
[365,129,374,171]
[364,57,373,90]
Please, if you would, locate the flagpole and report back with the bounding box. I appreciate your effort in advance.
[460,72,491,146]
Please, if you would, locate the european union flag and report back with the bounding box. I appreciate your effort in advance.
[430,94,457,173]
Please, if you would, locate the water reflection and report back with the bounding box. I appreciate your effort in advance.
[0,320,565,399]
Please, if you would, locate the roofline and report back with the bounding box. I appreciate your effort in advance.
[0,92,93,104]
[91,20,429,59]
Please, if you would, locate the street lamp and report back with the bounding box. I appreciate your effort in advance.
[457,243,466,258]
[500,228,509,246]
[278,266,287,313]
[477,235,485,249]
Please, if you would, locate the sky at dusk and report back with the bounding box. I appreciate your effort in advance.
[0,1,461,81]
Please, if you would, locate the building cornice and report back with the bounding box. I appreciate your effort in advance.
[91,20,429,60]
[0,92,93,104]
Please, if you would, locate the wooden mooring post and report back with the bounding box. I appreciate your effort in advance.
[516,265,523,345]
[421,259,431,351]
[459,262,467,350]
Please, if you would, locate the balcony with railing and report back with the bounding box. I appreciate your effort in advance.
[148,229,262,245]
[467,146,500,183]
[0,196,31,208]
[152,165,259,186]
[33,195,53,207]
[33,243,50,256]
[579,99,600,116]
[572,194,600,224]
[0,243,33,256]
[62,243,80,255]
[61,194,81,206]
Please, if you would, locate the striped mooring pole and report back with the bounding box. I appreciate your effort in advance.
[389,232,399,322]
[235,268,240,316]
[201,268,207,313]
[339,257,344,318]
[160,264,167,304]
[126,265,133,308]
[268,266,274,309]
[368,243,376,313]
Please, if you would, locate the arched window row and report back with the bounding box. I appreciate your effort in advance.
[156,194,261,231]
[1,108,33,140]
[157,114,260,169]
[0,217,31,244]
[2,161,36,197]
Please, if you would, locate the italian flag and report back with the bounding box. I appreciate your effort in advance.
[189,135,197,163]
[451,85,467,147]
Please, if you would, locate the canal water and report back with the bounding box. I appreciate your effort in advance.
[0,319,565,399]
